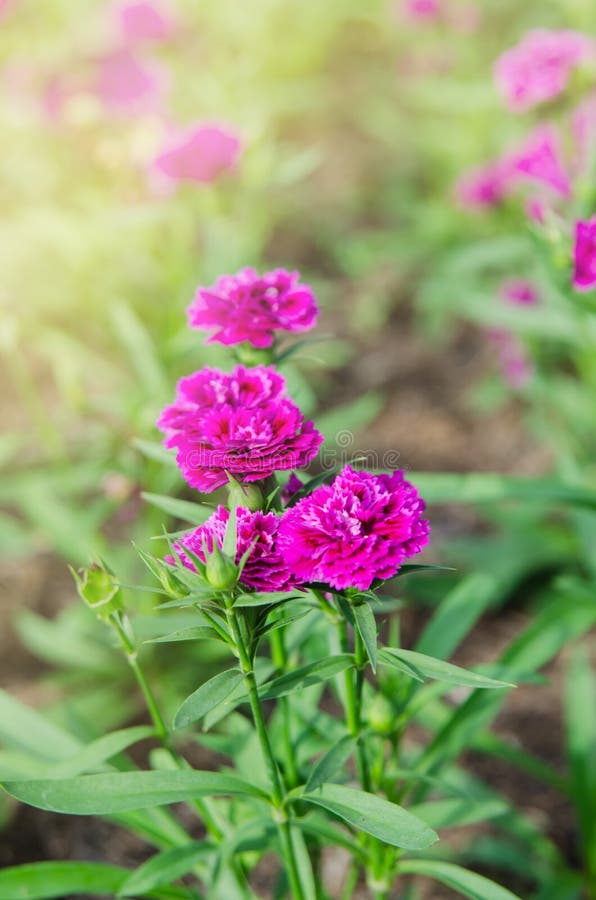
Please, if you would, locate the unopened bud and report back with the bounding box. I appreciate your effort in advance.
[234,343,275,366]
[227,480,264,512]
[368,694,395,734]
[70,562,123,621]
[205,543,238,591]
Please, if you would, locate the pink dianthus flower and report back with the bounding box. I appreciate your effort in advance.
[277,466,430,591]
[158,365,323,493]
[188,267,319,348]
[153,122,241,184]
[511,127,571,198]
[170,506,292,592]
[494,29,594,113]
[573,216,596,291]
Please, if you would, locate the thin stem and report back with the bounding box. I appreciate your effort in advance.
[336,618,370,791]
[270,629,299,788]
[225,600,305,900]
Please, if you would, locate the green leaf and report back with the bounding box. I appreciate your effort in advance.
[1,770,267,814]
[408,797,508,829]
[223,505,237,557]
[142,493,213,525]
[0,862,128,900]
[398,860,522,900]
[118,842,211,896]
[0,689,81,762]
[173,669,244,730]
[378,648,514,689]
[353,602,378,672]
[305,735,357,793]
[44,726,155,778]
[300,783,437,850]
[133,439,177,467]
[146,627,223,644]
[260,655,354,701]
[564,646,596,863]
[290,824,317,900]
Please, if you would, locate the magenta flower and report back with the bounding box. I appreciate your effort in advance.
[277,466,430,591]
[500,279,540,306]
[158,365,323,493]
[94,48,168,114]
[511,127,571,198]
[187,267,319,348]
[169,505,292,592]
[495,29,594,113]
[114,0,174,44]
[573,216,596,291]
[455,158,514,210]
[153,122,242,184]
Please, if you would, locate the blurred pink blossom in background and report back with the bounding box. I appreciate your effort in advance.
[114,0,175,44]
[494,29,595,113]
[512,127,571,198]
[153,122,242,184]
[500,279,540,306]
[95,48,168,114]
[573,216,596,291]
[401,0,440,20]
[455,158,514,210]
[488,329,533,388]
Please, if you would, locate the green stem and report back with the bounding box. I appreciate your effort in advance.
[336,619,370,791]
[110,614,227,844]
[225,601,305,900]
[270,629,299,788]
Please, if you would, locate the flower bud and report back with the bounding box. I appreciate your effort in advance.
[227,479,264,512]
[367,694,395,734]
[205,543,238,591]
[70,562,123,621]
[234,342,275,366]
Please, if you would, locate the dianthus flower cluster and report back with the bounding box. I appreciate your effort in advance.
[188,267,319,348]
[160,265,430,593]
[158,365,322,493]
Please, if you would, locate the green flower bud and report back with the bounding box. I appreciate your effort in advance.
[205,543,238,591]
[227,479,265,512]
[70,562,123,621]
[234,343,275,366]
[367,694,395,734]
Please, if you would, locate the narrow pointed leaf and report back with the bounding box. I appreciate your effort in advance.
[353,602,378,672]
[1,770,267,814]
[398,860,522,900]
[305,735,357,793]
[44,726,155,778]
[142,493,213,526]
[260,655,354,701]
[173,669,244,730]
[379,648,514,689]
[301,783,437,850]
[118,842,212,896]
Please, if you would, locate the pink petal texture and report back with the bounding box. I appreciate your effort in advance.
[573,216,596,291]
[153,122,242,184]
[158,365,323,493]
[277,466,430,591]
[495,29,595,113]
[169,505,292,592]
[188,267,319,348]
